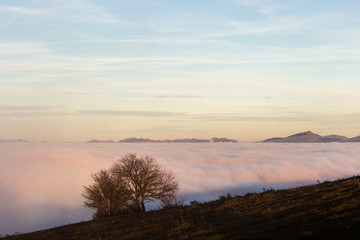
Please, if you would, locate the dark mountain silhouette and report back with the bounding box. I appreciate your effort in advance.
[345,135,360,142]
[263,131,322,143]
[263,131,360,143]
[316,135,349,142]
[87,139,115,143]
[87,133,360,144]
[211,137,238,143]
[118,138,162,143]
[163,138,211,143]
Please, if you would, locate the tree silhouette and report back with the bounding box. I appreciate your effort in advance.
[82,170,132,218]
[83,153,179,216]
[112,153,179,212]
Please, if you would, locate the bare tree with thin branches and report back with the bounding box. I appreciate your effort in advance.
[82,170,132,218]
[111,153,179,212]
[83,153,179,216]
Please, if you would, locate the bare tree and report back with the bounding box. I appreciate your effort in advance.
[82,170,132,218]
[83,153,179,216]
[112,153,179,212]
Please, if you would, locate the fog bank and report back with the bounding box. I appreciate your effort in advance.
[1,142,360,235]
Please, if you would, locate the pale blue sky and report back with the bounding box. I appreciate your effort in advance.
[1,0,360,141]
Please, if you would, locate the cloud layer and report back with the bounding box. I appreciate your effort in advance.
[1,142,360,235]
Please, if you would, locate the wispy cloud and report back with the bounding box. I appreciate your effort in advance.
[0,105,52,111]
[227,16,311,35]
[79,110,182,118]
[2,42,359,82]
[1,0,360,142]
[0,43,49,56]
[152,95,203,99]
[49,0,127,25]
[0,105,64,117]
[235,0,282,15]
[62,91,95,96]
[0,6,45,15]
[0,0,128,25]
[187,112,360,124]
[0,105,183,118]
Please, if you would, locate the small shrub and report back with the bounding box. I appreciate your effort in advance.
[262,187,275,193]
[160,194,186,209]
[218,195,227,203]
[190,200,200,206]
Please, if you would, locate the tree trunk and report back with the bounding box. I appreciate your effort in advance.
[134,195,141,212]
[141,196,146,212]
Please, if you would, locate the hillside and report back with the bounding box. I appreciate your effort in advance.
[2,176,360,239]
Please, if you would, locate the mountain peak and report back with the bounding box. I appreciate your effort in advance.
[263,131,321,143]
[262,131,358,143]
[287,131,319,138]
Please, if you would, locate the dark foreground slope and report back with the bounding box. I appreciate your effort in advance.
[3,176,360,240]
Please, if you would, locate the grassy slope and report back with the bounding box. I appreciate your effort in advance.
[3,176,360,240]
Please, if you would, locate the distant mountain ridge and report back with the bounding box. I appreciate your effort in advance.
[0,139,29,143]
[348,136,360,142]
[86,132,360,143]
[87,137,238,143]
[263,131,360,143]
[1,133,358,144]
[87,139,115,143]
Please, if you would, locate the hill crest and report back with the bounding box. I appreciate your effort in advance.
[263,131,360,143]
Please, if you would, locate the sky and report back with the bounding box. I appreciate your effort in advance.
[1,142,360,235]
[1,0,360,142]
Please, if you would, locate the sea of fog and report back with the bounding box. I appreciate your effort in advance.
[1,142,360,235]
